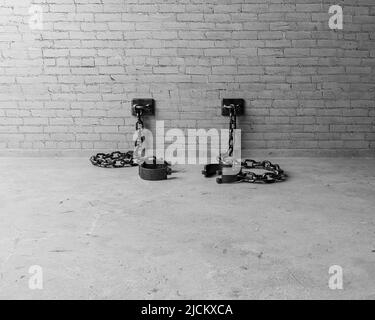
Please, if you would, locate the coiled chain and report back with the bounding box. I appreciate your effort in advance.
[237,159,287,183]
[90,108,145,168]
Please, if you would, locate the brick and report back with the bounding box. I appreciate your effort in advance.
[284,48,310,57]
[177,14,204,22]
[204,48,230,56]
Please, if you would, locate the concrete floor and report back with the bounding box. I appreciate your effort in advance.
[0,157,374,300]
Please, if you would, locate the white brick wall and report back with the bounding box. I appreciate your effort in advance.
[0,0,374,156]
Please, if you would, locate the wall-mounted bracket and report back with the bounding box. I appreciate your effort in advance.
[221,99,245,116]
[131,99,155,116]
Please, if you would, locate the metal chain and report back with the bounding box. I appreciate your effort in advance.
[90,151,135,168]
[216,105,287,184]
[218,104,237,165]
[90,108,145,168]
[228,106,236,157]
[238,159,287,183]
[133,109,146,164]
